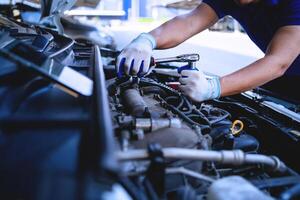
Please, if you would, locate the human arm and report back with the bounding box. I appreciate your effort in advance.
[116,3,219,76]
[179,25,300,102]
[220,25,300,96]
[150,3,219,49]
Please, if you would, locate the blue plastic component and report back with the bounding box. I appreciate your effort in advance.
[123,0,132,20]
[117,58,126,78]
[177,64,199,74]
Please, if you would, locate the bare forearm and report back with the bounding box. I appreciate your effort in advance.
[149,16,199,49]
[149,3,218,49]
[220,55,287,96]
[221,26,300,97]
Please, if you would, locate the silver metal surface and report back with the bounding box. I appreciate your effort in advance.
[117,148,287,172]
[166,167,215,183]
[155,53,200,64]
[135,118,182,132]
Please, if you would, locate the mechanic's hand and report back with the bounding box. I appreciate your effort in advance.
[179,69,221,102]
[116,33,156,77]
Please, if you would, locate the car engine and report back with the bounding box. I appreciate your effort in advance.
[103,51,300,200]
[1,1,300,200]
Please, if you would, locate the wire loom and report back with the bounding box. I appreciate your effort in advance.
[107,77,232,133]
[138,78,231,133]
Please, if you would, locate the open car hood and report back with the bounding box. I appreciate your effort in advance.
[40,0,76,18]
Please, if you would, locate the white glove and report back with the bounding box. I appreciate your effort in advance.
[179,69,221,102]
[116,33,156,77]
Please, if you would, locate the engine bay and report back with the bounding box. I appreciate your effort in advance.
[0,3,300,199]
[103,51,300,199]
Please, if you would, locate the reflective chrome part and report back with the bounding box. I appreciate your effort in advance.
[116,148,287,172]
[135,118,182,132]
[155,53,200,64]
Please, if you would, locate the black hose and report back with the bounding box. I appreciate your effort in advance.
[209,112,231,125]
[136,79,228,131]
[159,96,211,132]
[140,78,179,96]
[141,86,167,97]
[181,96,194,110]
[192,108,211,126]
[177,95,186,108]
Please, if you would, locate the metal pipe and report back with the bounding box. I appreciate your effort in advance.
[135,118,181,132]
[116,148,286,172]
[124,167,215,183]
[155,54,199,64]
[166,167,215,183]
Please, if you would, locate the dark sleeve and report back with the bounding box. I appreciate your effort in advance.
[202,0,235,19]
[278,0,300,27]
